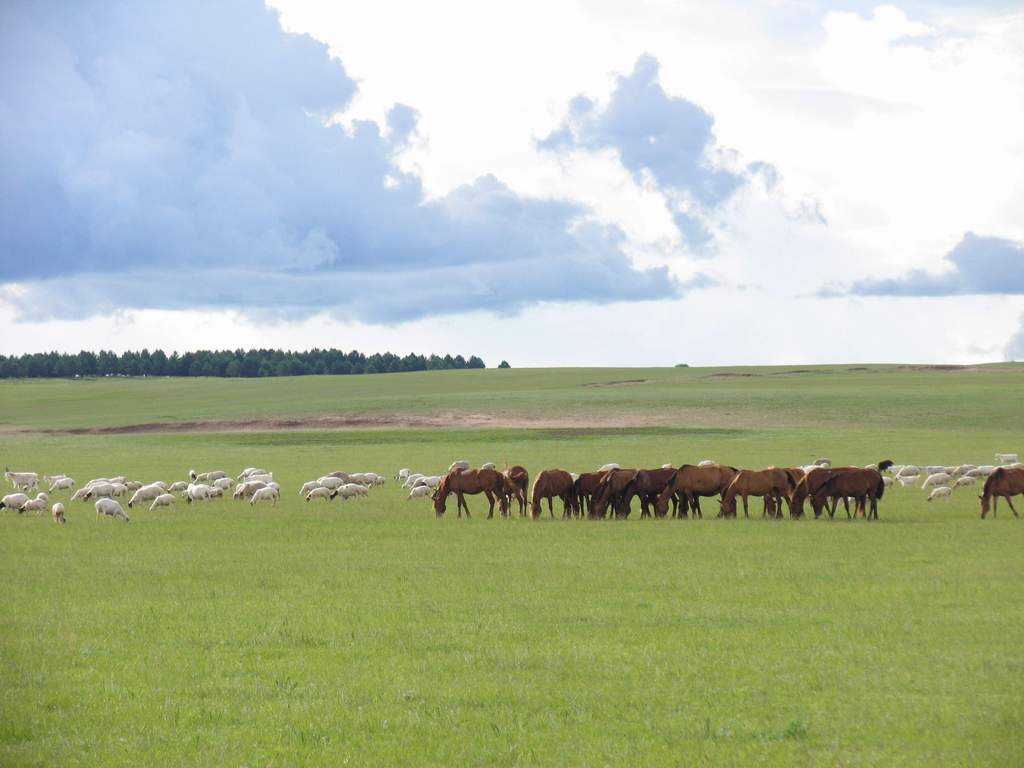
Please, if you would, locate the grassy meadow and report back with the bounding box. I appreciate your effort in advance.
[1,365,1023,766]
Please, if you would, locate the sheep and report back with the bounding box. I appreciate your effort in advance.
[954,476,977,488]
[448,460,470,473]
[20,497,48,515]
[346,472,373,485]
[149,493,176,512]
[317,476,345,490]
[1008,462,1024,470]
[237,467,268,480]
[1,492,30,511]
[697,460,715,468]
[242,473,273,485]
[124,481,143,491]
[4,469,39,491]
[110,483,128,498]
[95,498,129,522]
[149,481,168,490]
[480,462,496,471]
[299,481,320,497]
[414,475,442,489]
[995,453,1019,465]
[976,465,997,476]
[952,464,976,476]
[882,477,894,488]
[233,481,267,500]
[82,483,116,501]
[661,463,675,470]
[190,469,227,483]
[185,483,212,504]
[305,487,334,502]
[51,503,66,524]
[402,474,424,488]
[70,488,91,502]
[213,477,233,492]
[364,473,386,486]
[922,473,952,489]
[927,487,953,502]
[331,483,369,501]
[896,465,920,478]
[598,463,620,472]
[897,475,918,487]
[407,485,431,500]
[48,476,76,493]
[965,468,987,478]
[325,471,349,481]
[813,458,832,467]
[396,468,411,481]
[250,486,279,506]
[127,484,165,509]
[168,481,189,493]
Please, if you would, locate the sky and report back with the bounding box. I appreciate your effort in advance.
[1,0,1023,366]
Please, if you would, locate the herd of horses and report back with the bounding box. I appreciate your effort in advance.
[432,461,1024,520]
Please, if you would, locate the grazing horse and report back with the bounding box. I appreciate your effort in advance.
[655,464,738,518]
[813,465,889,520]
[979,467,1024,518]
[432,468,505,518]
[592,469,638,519]
[622,468,678,518]
[719,468,795,519]
[501,465,530,517]
[530,469,576,519]
[572,471,609,519]
[791,467,856,519]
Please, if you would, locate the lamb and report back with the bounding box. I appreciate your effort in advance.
[4,469,39,491]
[407,485,431,500]
[250,486,279,506]
[927,487,952,502]
[952,465,976,476]
[325,471,349,481]
[995,453,1019,465]
[48,476,76,493]
[242,473,273,485]
[51,503,66,524]
[148,493,176,511]
[185,484,212,504]
[922,473,952,489]
[305,487,334,502]
[95,498,129,522]
[1,492,30,510]
[127,484,165,508]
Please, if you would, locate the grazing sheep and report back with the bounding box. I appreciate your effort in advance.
[70,488,91,502]
[109,483,127,498]
[124,481,144,492]
[922,473,952,489]
[48,476,76,493]
[923,466,947,476]
[186,484,212,504]
[82,483,116,501]
[955,476,977,488]
[414,475,442,489]
[237,467,268,480]
[168,481,189,493]
[149,493,176,511]
[402,474,424,488]
[305,487,334,502]
[149,481,168,490]
[95,498,129,522]
[4,469,39,491]
[598,463,620,472]
[242,473,273,485]
[896,465,920,478]
[213,477,233,492]
[250,486,279,506]
[127,484,165,509]
[407,485,431,500]
[897,475,919,487]
[299,481,320,497]
[952,464,976,476]
[927,487,953,502]
[189,469,227,482]
[995,453,1019,465]
[448,460,470,473]
[813,458,831,467]
[325,471,349,481]
[20,497,48,515]
[331,483,369,500]
[108,476,127,485]
[207,486,224,499]
[317,476,345,490]
[882,477,894,487]
[1,492,30,511]
[977,465,997,476]
[233,481,267,500]
[51,503,66,523]
[396,468,411,481]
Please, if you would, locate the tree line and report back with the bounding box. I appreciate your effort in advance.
[0,348,488,379]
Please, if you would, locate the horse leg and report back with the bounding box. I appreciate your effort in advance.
[547,496,554,519]
[1006,495,1020,518]
[742,495,749,519]
[485,490,495,519]
[460,492,470,519]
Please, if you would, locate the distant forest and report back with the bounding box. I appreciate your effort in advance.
[0,348,487,379]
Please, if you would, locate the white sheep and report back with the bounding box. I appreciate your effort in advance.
[213,477,233,492]
[108,476,127,485]
[4,469,39,491]
[149,493,176,511]
[954,476,977,488]
[95,498,129,522]
[299,481,320,497]
[926,487,952,502]
[332,483,369,500]
[402,474,424,488]
[598,463,620,472]
[20,496,48,515]
[186,484,212,504]
[882,477,894,487]
[48,476,76,493]
[396,468,411,481]
[124,481,143,491]
[407,485,431,500]
[127,484,165,508]
[110,483,127,498]
[82,483,116,501]
[305,487,334,502]
[242,473,273,485]
[697,460,715,468]
[207,486,224,499]
[896,465,920,478]
[1,492,30,510]
[250,486,279,506]
[995,453,1019,464]
[480,462,496,471]
[168,481,189,493]
[813,458,832,467]
[317,476,345,490]
[237,467,268,480]
[233,481,267,500]
[325,471,349,481]
[921,473,952,489]
[414,475,442,489]
[51,502,66,523]
[448,460,470,473]
[149,481,168,490]
[952,464,976,476]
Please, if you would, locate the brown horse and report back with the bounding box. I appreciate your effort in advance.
[979,467,1024,518]
[592,469,638,519]
[530,469,576,519]
[655,464,738,518]
[719,468,795,519]
[622,468,678,518]
[573,471,609,519]
[813,465,888,520]
[501,465,530,517]
[791,467,857,519]
[433,468,505,518]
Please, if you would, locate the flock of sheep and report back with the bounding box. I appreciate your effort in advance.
[2,453,1020,524]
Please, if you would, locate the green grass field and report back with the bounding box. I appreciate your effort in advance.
[2,367,1023,766]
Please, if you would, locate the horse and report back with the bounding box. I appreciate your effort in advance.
[622,468,678,518]
[791,467,855,519]
[530,469,576,519]
[592,469,638,519]
[432,468,506,518]
[719,468,795,519]
[979,467,1024,518]
[813,465,889,520]
[501,465,530,517]
[655,464,738,518]
[572,471,609,519]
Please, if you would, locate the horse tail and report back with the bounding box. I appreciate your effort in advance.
[875,472,885,499]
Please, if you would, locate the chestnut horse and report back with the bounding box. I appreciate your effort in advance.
[592,468,638,519]
[501,465,530,517]
[791,466,854,519]
[979,467,1024,518]
[655,464,738,518]
[719,468,795,519]
[573,471,609,519]
[433,468,505,518]
[813,464,889,520]
[530,469,576,519]
[622,468,679,518]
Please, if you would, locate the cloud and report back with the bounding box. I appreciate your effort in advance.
[0,1,685,322]
[835,233,1024,297]
[538,54,769,251]
[1007,315,1024,361]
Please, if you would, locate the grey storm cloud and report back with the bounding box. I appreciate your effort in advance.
[0,1,689,322]
[840,233,1024,297]
[538,55,771,251]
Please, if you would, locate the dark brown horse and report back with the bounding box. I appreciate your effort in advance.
[622,468,678,518]
[791,467,859,519]
[530,469,576,519]
[979,467,1024,518]
[655,464,738,518]
[433,468,505,518]
[592,469,638,519]
[719,468,795,519]
[501,465,530,517]
[573,471,609,519]
[813,464,889,520]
